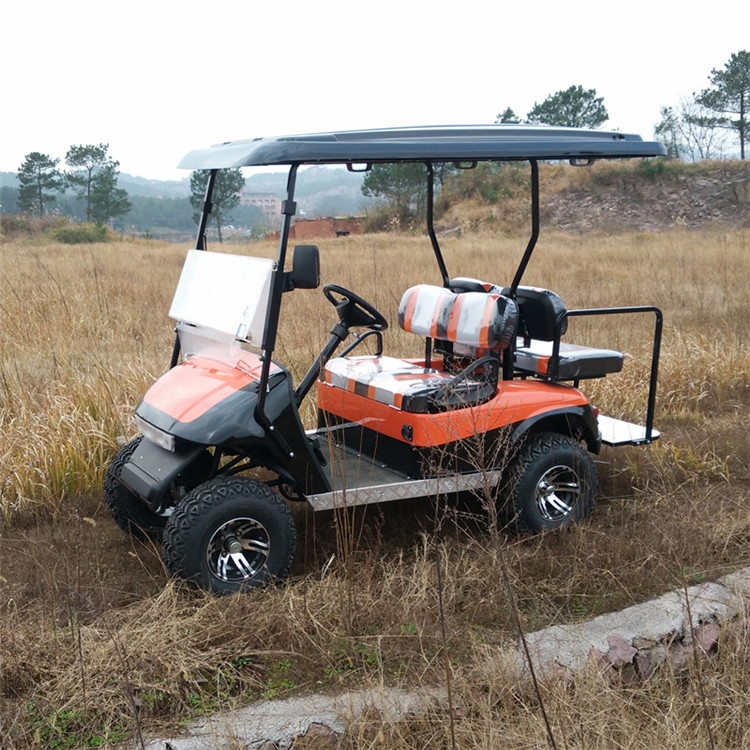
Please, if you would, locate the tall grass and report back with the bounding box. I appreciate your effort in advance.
[0,226,748,748]
[0,229,748,523]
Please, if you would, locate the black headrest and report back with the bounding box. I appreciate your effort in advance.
[501,286,567,340]
[449,277,502,294]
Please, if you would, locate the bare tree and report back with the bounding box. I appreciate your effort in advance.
[655,97,729,161]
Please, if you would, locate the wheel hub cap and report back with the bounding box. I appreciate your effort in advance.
[535,465,581,521]
[206,517,271,583]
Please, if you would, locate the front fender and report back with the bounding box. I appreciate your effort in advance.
[119,438,207,511]
[135,354,287,446]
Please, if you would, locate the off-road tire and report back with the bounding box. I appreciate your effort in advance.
[162,476,296,595]
[507,431,597,532]
[104,437,167,539]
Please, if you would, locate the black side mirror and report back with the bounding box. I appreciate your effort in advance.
[289,245,320,290]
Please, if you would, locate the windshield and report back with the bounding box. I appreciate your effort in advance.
[169,249,275,347]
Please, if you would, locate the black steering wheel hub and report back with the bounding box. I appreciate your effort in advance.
[323,283,388,331]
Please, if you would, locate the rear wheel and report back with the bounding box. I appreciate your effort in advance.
[508,432,597,532]
[162,476,296,595]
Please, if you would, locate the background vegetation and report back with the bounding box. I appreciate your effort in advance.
[1,49,747,246]
[0,160,748,745]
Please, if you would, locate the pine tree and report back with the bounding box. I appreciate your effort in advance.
[17,152,63,217]
[190,169,245,243]
[697,50,750,159]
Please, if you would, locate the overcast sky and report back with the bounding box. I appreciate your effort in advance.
[2,0,748,181]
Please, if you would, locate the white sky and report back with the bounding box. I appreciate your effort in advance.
[2,0,749,181]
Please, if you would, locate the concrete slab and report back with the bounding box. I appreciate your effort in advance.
[140,567,750,749]
[141,686,448,750]
[522,567,750,674]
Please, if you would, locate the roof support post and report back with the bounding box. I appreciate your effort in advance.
[254,164,299,457]
[425,162,450,287]
[508,159,540,295]
[261,163,298,359]
[195,168,218,251]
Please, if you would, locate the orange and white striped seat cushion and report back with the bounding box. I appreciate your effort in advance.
[320,287,516,414]
[322,356,455,411]
[398,285,517,350]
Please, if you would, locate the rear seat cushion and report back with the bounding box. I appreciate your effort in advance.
[398,285,517,350]
[514,340,624,380]
[321,355,496,413]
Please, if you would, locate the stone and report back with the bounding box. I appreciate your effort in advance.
[695,623,721,653]
[290,722,340,749]
[635,650,655,678]
[667,643,689,670]
[606,633,637,666]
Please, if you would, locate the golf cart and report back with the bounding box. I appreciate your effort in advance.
[105,126,666,594]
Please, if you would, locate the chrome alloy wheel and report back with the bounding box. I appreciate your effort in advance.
[534,464,582,522]
[206,517,271,583]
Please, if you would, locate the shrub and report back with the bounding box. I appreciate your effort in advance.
[363,202,417,233]
[0,214,64,240]
[49,222,108,244]
[637,156,687,181]
[442,162,530,204]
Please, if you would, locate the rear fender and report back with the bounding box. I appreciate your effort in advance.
[510,405,601,454]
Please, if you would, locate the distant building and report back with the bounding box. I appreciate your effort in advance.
[291,216,364,239]
[240,191,282,224]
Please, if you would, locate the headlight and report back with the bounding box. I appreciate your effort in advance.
[135,415,176,452]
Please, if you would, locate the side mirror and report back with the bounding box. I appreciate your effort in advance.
[289,245,320,290]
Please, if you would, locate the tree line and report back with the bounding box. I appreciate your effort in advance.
[16,143,132,223]
[7,151,259,240]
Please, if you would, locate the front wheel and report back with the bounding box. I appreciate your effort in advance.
[507,432,597,532]
[162,476,296,595]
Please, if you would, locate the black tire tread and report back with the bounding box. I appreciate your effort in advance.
[104,437,166,538]
[162,475,296,593]
[508,431,597,533]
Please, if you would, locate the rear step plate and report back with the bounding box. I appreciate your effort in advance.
[598,415,660,446]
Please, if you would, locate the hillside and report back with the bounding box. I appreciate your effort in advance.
[441,159,750,235]
[542,160,750,233]
[3,160,749,239]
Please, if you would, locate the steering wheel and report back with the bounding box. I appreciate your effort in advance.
[323,284,388,331]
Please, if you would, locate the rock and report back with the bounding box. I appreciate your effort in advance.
[289,722,340,748]
[695,623,721,653]
[606,633,637,666]
[635,651,655,678]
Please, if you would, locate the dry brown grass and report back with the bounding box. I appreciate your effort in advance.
[341,612,750,749]
[0,225,748,748]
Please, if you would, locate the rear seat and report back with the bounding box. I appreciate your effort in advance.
[503,286,624,380]
[514,340,624,380]
[321,285,517,413]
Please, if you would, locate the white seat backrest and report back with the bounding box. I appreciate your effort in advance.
[398,284,517,351]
